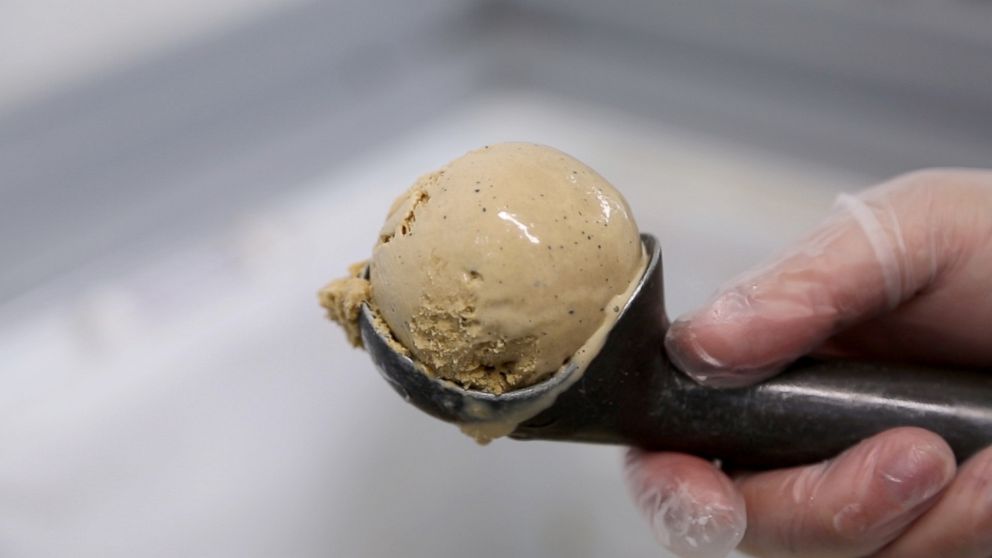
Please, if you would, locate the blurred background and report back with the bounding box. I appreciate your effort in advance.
[2,1,991,556]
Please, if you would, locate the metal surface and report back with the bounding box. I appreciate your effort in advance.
[363,234,992,469]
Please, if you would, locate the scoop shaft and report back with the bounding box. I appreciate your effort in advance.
[513,356,992,469]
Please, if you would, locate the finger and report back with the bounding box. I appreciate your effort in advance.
[814,301,992,368]
[736,427,955,558]
[666,173,948,388]
[815,170,992,367]
[873,446,992,558]
[624,450,746,558]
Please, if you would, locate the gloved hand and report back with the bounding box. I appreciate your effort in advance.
[626,169,992,558]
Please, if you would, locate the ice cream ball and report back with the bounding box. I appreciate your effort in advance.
[365,143,644,394]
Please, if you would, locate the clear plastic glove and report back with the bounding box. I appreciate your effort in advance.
[626,169,992,558]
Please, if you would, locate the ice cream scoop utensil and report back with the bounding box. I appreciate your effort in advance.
[361,235,992,469]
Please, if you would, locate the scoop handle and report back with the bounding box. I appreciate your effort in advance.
[513,353,992,469]
[639,357,992,468]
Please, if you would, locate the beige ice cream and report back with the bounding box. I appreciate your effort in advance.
[320,142,645,394]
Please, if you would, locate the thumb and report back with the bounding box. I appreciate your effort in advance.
[665,171,953,388]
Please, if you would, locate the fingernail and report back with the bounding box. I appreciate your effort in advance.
[665,319,724,384]
[626,460,746,558]
[665,289,776,388]
[645,484,745,558]
[879,443,953,510]
[665,320,780,389]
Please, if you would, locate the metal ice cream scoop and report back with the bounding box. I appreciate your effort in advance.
[360,234,992,468]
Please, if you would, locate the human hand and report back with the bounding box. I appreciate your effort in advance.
[626,169,992,557]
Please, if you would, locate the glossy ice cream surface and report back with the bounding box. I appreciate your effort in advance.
[321,143,645,394]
